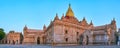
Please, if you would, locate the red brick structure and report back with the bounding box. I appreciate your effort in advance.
[22,4,117,45]
[7,31,23,44]
[23,25,46,44]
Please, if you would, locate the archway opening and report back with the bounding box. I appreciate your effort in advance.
[86,36,89,45]
[37,37,40,44]
[16,40,18,44]
[79,35,83,45]
[13,40,15,44]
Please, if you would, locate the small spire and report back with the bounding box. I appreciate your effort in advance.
[69,3,71,8]
[83,17,86,21]
[61,13,64,20]
[24,25,27,28]
[90,20,93,25]
[24,25,27,30]
[62,13,64,16]
[81,17,88,25]
[54,13,59,20]
[111,18,116,24]
[43,24,46,30]
[113,18,115,21]
[56,13,58,16]
[43,24,46,28]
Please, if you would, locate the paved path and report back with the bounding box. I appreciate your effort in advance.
[0,44,120,48]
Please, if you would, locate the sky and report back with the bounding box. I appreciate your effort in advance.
[0,0,120,33]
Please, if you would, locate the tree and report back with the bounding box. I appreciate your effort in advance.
[0,28,5,40]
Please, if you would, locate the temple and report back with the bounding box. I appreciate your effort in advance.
[44,4,117,45]
[1,4,117,45]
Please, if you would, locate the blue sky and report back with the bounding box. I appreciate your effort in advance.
[0,0,120,33]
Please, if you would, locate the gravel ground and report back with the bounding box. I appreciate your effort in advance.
[0,44,120,48]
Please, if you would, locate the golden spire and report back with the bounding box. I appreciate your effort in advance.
[66,4,74,17]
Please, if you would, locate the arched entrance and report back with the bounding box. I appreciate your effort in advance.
[79,35,83,45]
[9,40,10,44]
[16,40,18,44]
[82,30,91,45]
[5,40,7,44]
[86,36,89,45]
[12,40,15,44]
[37,37,40,44]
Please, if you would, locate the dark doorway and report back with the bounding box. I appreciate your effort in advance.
[5,40,7,44]
[37,37,40,44]
[16,40,18,44]
[9,40,10,44]
[86,36,89,45]
[13,40,15,44]
[79,35,83,45]
[65,38,68,42]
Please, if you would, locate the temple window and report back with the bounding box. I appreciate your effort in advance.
[65,30,68,34]
[77,38,79,42]
[65,38,68,42]
[77,32,79,35]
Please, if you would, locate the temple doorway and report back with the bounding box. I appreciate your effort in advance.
[79,35,83,45]
[37,37,40,44]
[86,36,89,45]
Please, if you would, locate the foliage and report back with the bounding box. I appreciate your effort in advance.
[0,28,5,40]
